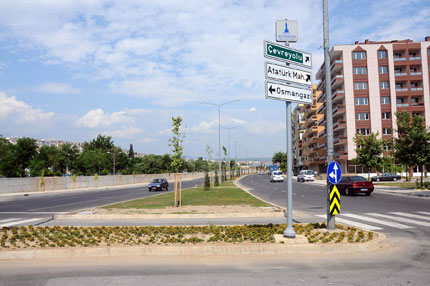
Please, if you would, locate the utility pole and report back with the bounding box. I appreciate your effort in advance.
[323,0,335,230]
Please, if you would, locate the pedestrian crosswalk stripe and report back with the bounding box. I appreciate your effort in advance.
[315,215,382,230]
[366,213,430,227]
[0,218,20,224]
[389,212,430,221]
[417,211,430,215]
[0,218,42,227]
[341,214,414,229]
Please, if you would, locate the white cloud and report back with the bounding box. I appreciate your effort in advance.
[190,119,218,134]
[0,92,54,123]
[77,108,133,128]
[249,107,256,112]
[101,127,142,138]
[36,82,80,94]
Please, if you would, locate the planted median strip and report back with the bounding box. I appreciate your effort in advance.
[102,181,271,209]
[0,223,374,250]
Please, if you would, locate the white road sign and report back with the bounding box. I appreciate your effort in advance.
[265,81,312,104]
[265,62,312,87]
[276,20,298,42]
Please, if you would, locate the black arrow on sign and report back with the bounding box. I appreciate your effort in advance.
[330,204,340,215]
[306,74,311,82]
[269,85,275,94]
[305,56,310,62]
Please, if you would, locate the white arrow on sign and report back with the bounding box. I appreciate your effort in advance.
[265,62,312,87]
[265,81,313,105]
[329,164,338,182]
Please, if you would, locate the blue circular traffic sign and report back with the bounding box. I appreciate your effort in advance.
[327,161,341,184]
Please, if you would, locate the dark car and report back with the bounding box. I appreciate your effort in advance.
[148,178,169,192]
[336,176,374,196]
[371,172,401,182]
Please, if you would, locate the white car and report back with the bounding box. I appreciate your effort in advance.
[297,170,315,182]
[270,171,284,182]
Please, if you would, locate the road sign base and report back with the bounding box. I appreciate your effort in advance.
[283,227,296,238]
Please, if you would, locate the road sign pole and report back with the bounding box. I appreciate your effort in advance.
[323,0,335,230]
[283,39,295,238]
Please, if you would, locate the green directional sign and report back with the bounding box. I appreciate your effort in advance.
[264,40,312,68]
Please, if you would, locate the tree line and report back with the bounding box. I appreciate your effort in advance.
[0,134,209,178]
[354,111,430,185]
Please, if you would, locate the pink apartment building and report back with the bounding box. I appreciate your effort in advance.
[315,37,430,174]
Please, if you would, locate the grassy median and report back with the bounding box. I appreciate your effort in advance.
[102,181,271,209]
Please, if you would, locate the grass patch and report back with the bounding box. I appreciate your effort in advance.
[103,181,271,209]
[373,182,416,188]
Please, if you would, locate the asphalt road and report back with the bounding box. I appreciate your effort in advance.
[240,174,430,239]
[0,177,204,226]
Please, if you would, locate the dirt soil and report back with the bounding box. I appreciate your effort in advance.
[95,205,283,215]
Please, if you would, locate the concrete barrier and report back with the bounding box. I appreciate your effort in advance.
[0,173,204,195]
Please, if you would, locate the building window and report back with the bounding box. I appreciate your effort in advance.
[357,128,370,135]
[355,97,369,105]
[352,51,366,60]
[380,81,389,89]
[353,67,367,75]
[382,112,391,120]
[383,128,392,135]
[354,82,368,90]
[381,96,390,104]
[379,66,388,74]
[378,50,388,59]
[356,113,369,120]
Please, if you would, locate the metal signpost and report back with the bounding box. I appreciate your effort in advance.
[264,19,312,238]
[327,161,341,216]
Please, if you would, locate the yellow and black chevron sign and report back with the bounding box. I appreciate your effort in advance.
[330,185,341,215]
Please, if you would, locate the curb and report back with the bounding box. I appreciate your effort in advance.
[0,233,387,260]
[56,212,285,220]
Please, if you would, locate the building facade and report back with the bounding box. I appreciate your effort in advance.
[314,37,430,174]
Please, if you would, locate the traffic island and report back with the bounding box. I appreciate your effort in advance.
[0,223,387,260]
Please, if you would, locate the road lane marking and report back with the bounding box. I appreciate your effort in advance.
[315,214,382,230]
[0,218,19,224]
[0,212,63,214]
[0,218,42,227]
[342,214,414,229]
[417,211,430,215]
[366,213,430,227]
[389,212,430,221]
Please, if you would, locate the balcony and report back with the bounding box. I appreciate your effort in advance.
[333,120,346,131]
[409,57,421,61]
[318,117,326,126]
[334,136,347,146]
[332,104,345,115]
[334,151,348,160]
[396,103,409,107]
[331,74,344,88]
[410,72,422,76]
[396,88,408,92]
[317,91,326,103]
[395,72,408,77]
[318,103,326,114]
[330,60,343,74]
[411,87,423,91]
[317,80,325,91]
[332,89,345,103]
[394,57,406,61]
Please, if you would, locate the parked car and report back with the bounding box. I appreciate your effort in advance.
[337,176,374,196]
[270,171,284,182]
[297,170,315,182]
[148,178,169,192]
[371,172,401,182]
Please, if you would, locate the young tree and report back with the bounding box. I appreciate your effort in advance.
[272,151,286,171]
[169,116,186,173]
[353,133,384,180]
[394,111,414,180]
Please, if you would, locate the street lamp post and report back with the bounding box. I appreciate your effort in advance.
[222,125,241,179]
[200,99,240,184]
[107,150,116,175]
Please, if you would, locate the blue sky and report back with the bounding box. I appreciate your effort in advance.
[0,0,429,159]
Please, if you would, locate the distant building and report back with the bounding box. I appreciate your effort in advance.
[6,137,84,152]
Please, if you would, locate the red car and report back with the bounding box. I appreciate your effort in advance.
[336,176,374,196]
